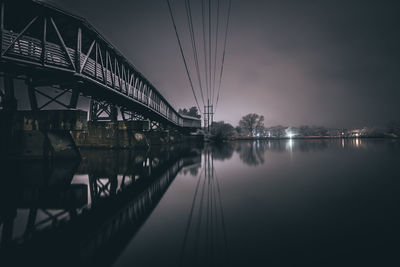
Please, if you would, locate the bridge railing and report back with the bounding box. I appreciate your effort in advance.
[1,0,200,128]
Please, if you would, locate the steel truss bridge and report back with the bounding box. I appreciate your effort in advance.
[0,0,201,129]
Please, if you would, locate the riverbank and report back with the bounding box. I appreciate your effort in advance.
[229,135,399,141]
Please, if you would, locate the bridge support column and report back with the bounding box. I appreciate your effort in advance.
[69,88,80,109]
[27,81,38,111]
[2,76,17,111]
[0,76,18,158]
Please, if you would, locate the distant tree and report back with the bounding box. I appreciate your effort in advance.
[178,106,201,119]
[387,121,400,137]
[299,125,312,136]
[211,121,235,140]
[298,125,329,136]
[235,126,244,136]
[314,126,329,136]
[239,113,264,136]
[267,125,286,137]
[361,127,386,137]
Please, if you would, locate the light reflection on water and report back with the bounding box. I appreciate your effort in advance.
[1,139,399,266]
[115,139,400,267]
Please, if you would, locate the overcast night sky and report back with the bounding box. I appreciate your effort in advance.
[45,0,400,128]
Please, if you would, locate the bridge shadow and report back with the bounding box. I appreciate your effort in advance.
[0,144,202,266]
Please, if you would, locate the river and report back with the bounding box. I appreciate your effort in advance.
[1,139,399,266]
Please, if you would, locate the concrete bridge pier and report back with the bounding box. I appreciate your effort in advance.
[70,121,186,148]
[71,120,149,149]
[0,109,86,160]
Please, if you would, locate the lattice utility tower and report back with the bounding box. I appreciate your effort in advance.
[204,99,213,132]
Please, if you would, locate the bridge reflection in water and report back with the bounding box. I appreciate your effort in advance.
[0,144,202,266]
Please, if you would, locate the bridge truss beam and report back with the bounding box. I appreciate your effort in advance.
[0,0,201,130]
[120,107,145,121]
[89,99,118,122]
[26,80,81,111]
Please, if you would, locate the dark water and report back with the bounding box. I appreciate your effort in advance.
[1,139,399,266]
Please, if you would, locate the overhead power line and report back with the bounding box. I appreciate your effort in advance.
[166,0,232,119]
[212,0,220,105]
[215,0,232,113]
[185,0,205,106]
[201,0,209,103]
[166,0,202,114]
[208,0,212,103]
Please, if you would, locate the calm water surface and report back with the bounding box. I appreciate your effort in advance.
[1,139,399,266]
